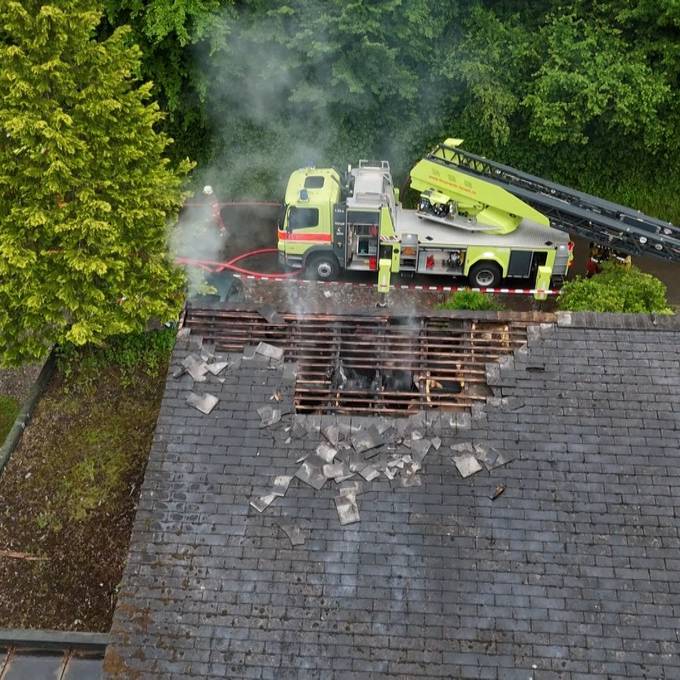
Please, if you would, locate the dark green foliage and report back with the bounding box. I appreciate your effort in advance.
[98,0,680,226]
[0,1,192,366]
[437,290,505,312]
[557,263,673,314]
[57,328,176,387]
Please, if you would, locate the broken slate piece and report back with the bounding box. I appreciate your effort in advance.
[315,442,338,463]
[452,454,483,478]
[186,392,219,415]
[328,460,354,482]
[200,343,216,362]
[473,444,497,469]
[401,471,422,488]
[337,480,365,496]
[172,365,187,379]
[258,406,282,427]
[322,424,340,447]
[272,475,293,497]
[255,342,284,361]
[486,451,515,470]
[451,442,475,454]
[182,354,209,382]
[278,523,305,547]
[334,495,360,525]
[258,304,285,325]
[295,455,328,490]
[347,454,367,474]
[206,361,229,376]
[383,467,395,481]
[322,462,345,479]
[250,493,278,513]
[411,438,432,463]
[411,430,424,441]
[352,426,382,454]
[359,465,380,482]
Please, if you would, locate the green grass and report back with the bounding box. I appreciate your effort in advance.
[32,329,176,531]
[436,290,505,311]
[0,395,20,444]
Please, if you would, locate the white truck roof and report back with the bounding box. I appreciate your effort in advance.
[395,206,570,249]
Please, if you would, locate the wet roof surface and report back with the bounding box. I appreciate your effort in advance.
[107,312,680,679]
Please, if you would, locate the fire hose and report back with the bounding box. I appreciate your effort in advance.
[176,248,299,280]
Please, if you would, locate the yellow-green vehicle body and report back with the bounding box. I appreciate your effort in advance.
[278,147,572,287]
[276,168,342,269]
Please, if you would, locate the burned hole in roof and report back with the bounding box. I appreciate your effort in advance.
[292,316,522,415]
[182,308,532,416]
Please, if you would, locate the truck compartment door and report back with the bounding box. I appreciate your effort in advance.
[507,250,534,278]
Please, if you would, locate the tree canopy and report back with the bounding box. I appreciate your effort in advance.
[0,0,191,365]
[98,0,680,222]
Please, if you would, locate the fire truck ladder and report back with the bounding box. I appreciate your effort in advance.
[427,142,680,262]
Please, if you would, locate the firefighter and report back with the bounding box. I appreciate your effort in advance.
[612,249,632,270]
[202,185,227,237]
[586,242,609,277]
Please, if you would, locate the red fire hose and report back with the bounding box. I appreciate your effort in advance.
[176,248,299,280]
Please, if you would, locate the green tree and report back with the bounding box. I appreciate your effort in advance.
[101,0,227,165]
[0,0,192,365]
[557,263,672,314]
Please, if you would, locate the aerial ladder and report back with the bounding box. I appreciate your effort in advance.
[414,138,680,263]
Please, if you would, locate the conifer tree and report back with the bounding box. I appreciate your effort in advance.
[0,0,192,364]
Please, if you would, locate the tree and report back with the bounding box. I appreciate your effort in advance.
[0,0,192,365]
[557,263,672,314]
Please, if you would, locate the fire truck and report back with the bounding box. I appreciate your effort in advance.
[277,138,680,288]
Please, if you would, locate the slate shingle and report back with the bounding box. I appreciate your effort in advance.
[106,318,680,679]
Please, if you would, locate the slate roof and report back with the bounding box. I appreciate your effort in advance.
[106,312,680,679]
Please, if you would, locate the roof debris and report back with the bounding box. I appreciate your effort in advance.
[335,493,360,525]
[257,304,285,325]
[491,484,506,500]
[186,392,219,415]
[248,412,516,532]
[206,361,229,376]
[255,342,285,361]
[452,453,483,478]
[249,493,278,513]
[257,405,282,427]
[315,442,338,463]
[182,354,209,382]
[271,475,293,497]
[294,455,328,490]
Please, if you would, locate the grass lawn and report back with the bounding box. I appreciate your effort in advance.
[0,395,20,444]
[0,330,174,631]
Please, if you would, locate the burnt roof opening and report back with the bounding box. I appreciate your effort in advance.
[182,308,536,417]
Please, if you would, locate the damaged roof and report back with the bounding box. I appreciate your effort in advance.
[106,310,680,679]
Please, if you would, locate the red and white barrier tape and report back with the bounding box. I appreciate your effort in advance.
[228,272,558,296]
[177,255,558,295]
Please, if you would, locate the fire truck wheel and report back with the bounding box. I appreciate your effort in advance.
[305,254,339,281]
[468,261,502,288]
